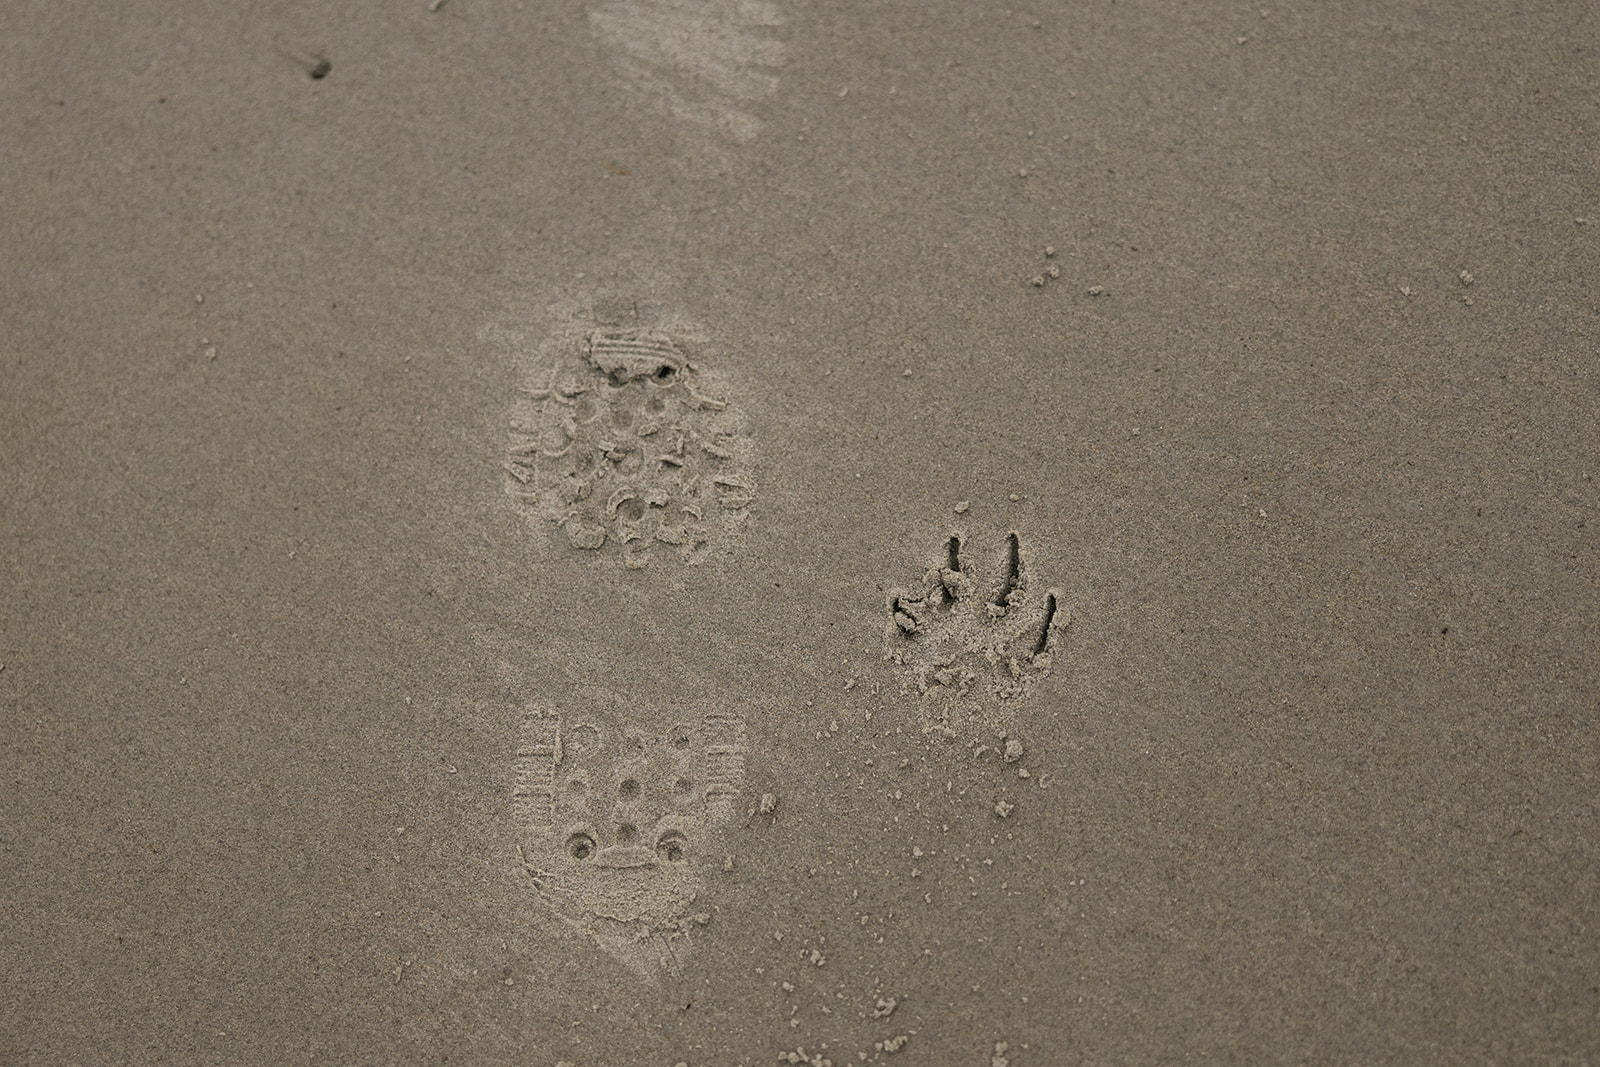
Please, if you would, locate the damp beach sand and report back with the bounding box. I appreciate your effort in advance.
[2,2,1597,1064]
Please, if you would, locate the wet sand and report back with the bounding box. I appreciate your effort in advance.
[2,1,1597,1063]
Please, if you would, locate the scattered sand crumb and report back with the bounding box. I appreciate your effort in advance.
[994,799,1016,818]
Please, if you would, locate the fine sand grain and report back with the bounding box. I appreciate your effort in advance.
[2,1,1597,1064]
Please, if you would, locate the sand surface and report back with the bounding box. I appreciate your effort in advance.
[3,1,1597,1063]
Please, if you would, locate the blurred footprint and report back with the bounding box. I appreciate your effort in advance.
[589,0,787,144]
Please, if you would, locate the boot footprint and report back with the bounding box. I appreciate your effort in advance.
[504,319,754,567]
[513,704,747,982]
[884,530,1065,717]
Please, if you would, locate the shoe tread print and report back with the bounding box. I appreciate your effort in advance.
[513,703,747,983]
[884,530,1064,724]
[504,321,754,567]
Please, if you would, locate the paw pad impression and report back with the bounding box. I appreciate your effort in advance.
[884,531,1064,717]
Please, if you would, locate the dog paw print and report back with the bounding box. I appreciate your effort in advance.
[884,531,1064,712]
[504,326,753,566]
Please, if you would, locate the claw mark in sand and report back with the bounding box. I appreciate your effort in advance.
[504,321,753,566]
[514,705,746,982]
[885,530,1066,730]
